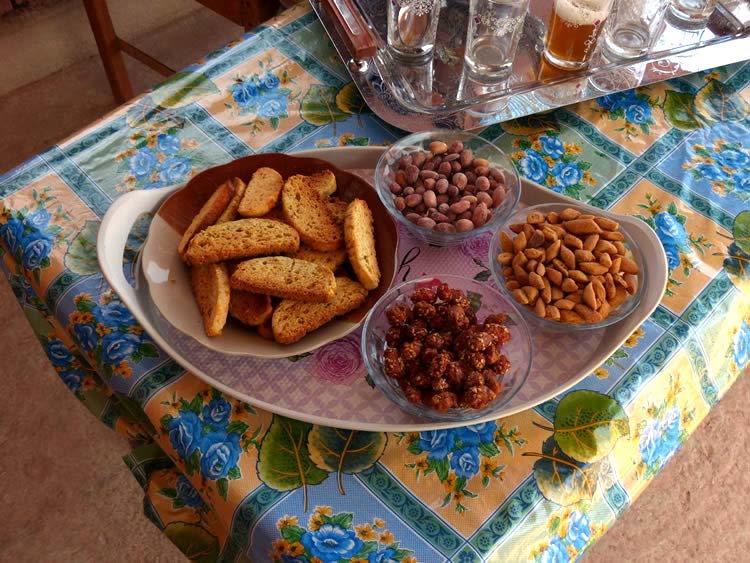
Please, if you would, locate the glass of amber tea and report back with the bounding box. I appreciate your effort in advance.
[543,0,615,70]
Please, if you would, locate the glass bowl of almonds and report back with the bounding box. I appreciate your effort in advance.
[489,204,645,331]
[374,130,521,246]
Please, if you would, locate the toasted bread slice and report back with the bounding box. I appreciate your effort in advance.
[229,290,273,326]
[190,263,230,336]
[281,179,343,251]
[344,199,380,290]
[178,181,235,260]
[262,205,288,224]
[293,246,347,272]
[230,256,335,302]
[216,177,248,224]
[256,318,274,340]
[185,219,299,265]
[286,170,337,199]
[238,167,284,217]
[272,277,368,344]
[327,198,349,226]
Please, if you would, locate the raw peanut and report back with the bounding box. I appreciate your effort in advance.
[575,249,595,263]
[595,239,618,254]
[546,267,563,286]
[560,245,576,270]
[552,259,569,277]
[527,211,545,224]
[500,231,514,252]
[546,305,561,321]
[528,229,545,248]
[513,231,527,253]
[529,272,545,289]
[604,273,616,299]
[567,292,583,304]
[472,158,490,167]
[592,279,606,303]
[497,253,514,265]
[599,299,611,319]
[522,285,539,302]
[503,267,513,277]
[456,219,474,232]
[541,284,552,304]
[512,250,528,267]
[599,252,613,268]
[542,226,559,242]
[524,248,545,261]
[545,239,562,262]
[594,216,620,231]
[613,241,627,255]
[514,265,530,285]
[609,256,622,274]
[568,270,588,283]
[526,259,538,273]
[624,273,639,295]
[522,223,535,241]
[563,219,602,235]
[559,207,581,221]
[609,286,629,308]
[511,289,529,305]
[509,223,525,233]
[555,299,575,310]
[560,309,585,324]
[583,234,600,252]
[600,230,624,241]
[547,211,560,224]
[620,256,639,274]
[506,280,520,291]
[583,282,597,310]
[551,286,564,301]
[429,141,448,154]
[562,278,578,293]
[579,262,610,275]
[534,298,547,318]
[536,262,546,277]
[563,233,584,250]
[574,304,603,323]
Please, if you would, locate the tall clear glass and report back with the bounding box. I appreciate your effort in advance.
[668,0,718,25]
[543,0,615,70]
[464,0,530,79]
[387,0,442,60]
[602,0,669,60]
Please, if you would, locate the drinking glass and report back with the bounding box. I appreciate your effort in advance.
[464,0,530,79]
[668,0,718,25]
[543,0,616,70]
[387,0,442,60]
[602,0,669,60]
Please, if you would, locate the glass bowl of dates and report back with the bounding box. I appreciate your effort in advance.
[374,130,521,247]
[489,203,645,331]
[361,275,533,422]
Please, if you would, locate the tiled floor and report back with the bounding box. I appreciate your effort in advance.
[0,1,748,561]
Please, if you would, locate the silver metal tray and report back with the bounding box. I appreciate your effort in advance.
[310,0,750,131]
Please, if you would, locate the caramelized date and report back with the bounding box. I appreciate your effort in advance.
[484,323,511,345]
[404,320,428,341]
[445,361,465,386]
[495,354,511,375]
[428,351,451,378]
[429,391,458,411]
[386,302,412,325]
[413,301,437,320]
[385,326,404,347]
[469,332,494,351]
[467,352,486,371]
[484,313,508,326]
[485,375,503,394]
[383,348,405,378]
[460,385,497,409]
[411,286,437,303]
[483,345,502,366]
[464,370,485,388]
[401,341,422,362]
[424,332,445,350]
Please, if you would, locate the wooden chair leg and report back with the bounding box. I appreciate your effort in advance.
[83,0,133,104]
[242,0,280,31]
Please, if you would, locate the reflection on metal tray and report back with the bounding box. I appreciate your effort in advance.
[310,0,750,131]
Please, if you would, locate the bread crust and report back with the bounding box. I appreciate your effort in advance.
[238,167,284,217]
[281,179,343,251]
[344,199,380,290]
[190,263,230,336]
[230,256,336,302]
[178,181,235,260]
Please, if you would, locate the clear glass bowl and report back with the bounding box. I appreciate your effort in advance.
[489,203,645,332]
[374,130,521,247]
[361,275,533,422]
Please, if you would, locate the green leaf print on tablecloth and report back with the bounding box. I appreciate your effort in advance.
[164,522,219,563]
[530,436,601,506]
[64,220,100,275]
[300,84,350,136]
[663,78,749,130]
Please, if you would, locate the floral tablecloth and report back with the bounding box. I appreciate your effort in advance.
[2,4,749,562]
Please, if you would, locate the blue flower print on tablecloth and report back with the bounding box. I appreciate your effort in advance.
[732,320,750,372]
[539,535,568,563]
[35,333,96,396]
[635,194,712,296]
[399,421,525,512]
[531,508,605,562]
[511,135,595,199]
[684,140,750,202]
[159,388,259,500]
[115,130,200,192]
[226,62,298,133]
[271,508,416,563]
[157,473,207,511]
[593,88,658,141]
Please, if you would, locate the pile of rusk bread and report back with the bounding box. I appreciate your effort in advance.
[178,167,380,345]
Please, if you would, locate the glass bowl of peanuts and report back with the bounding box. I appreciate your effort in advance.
[361,275,533,422]
[489,204,645,331]
[374,130,521,246]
